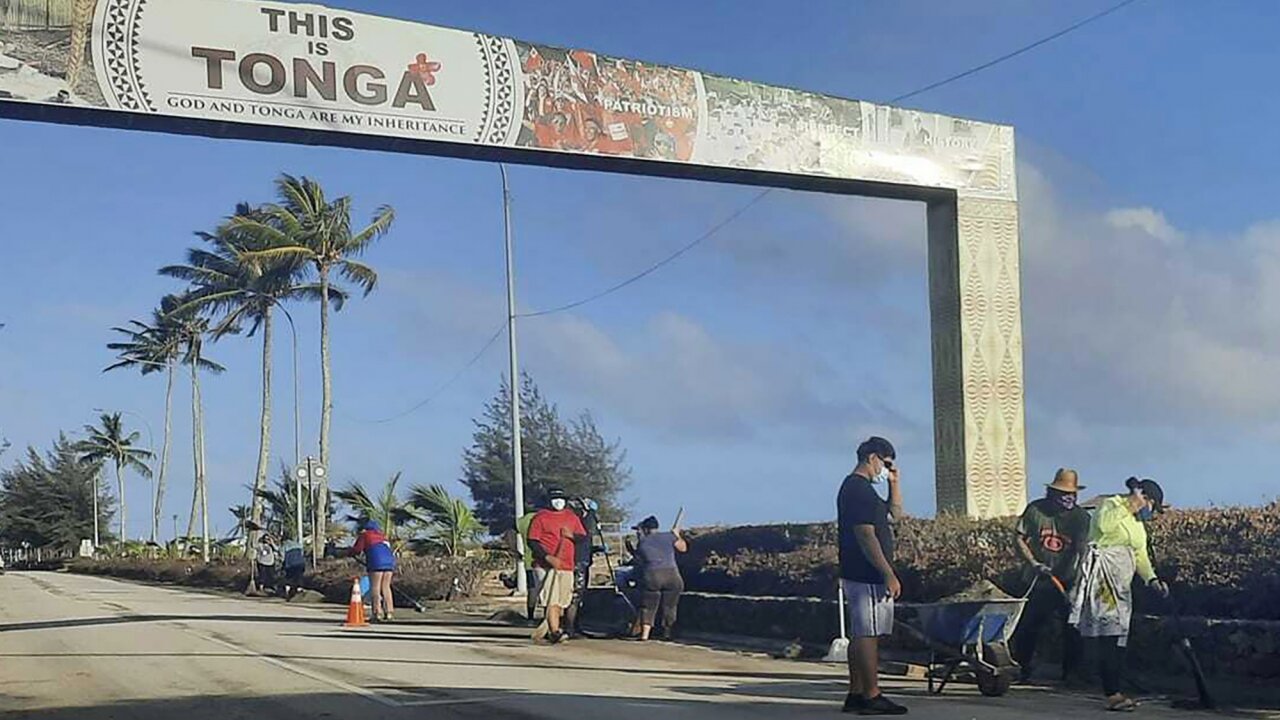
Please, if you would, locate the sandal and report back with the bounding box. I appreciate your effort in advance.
[1106,696,1138,712]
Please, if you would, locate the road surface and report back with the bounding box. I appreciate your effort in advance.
[0,571,1227,719]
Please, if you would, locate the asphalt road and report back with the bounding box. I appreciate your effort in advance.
[0,571,1229,719]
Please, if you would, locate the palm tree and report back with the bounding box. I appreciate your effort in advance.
[256,464,308,542]
[334,473,413,542]
[105,310,183,543]
[75,413,154,544]
[231,174,395,557]
[161,295,225,562]
[408,484,485,558]
[160,205,331,560]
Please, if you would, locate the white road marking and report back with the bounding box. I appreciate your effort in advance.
[396,695,513,707]
[182,626,401,708]
[180,625,512,710]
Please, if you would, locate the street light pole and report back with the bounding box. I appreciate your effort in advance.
[296,457,325,567]
[501,164,528,596]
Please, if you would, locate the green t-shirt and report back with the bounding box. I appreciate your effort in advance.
[1017,498,1090,584]
[516,512,538,566]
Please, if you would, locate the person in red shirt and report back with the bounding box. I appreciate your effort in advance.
[527,487,586,644]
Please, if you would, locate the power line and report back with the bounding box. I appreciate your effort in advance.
[519,188,774,318]
[890,0,1142,104]
[358,321,507,424]
[362,1,1140,421]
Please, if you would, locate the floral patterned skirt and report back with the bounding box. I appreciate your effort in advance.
[1068,544,1136,646]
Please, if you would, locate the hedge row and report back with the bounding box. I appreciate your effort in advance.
[678,502,1280,620]
[69,554,501,603]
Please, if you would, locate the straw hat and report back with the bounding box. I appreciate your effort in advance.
[1047,468,1085,493]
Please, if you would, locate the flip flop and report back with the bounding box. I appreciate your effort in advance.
[1106,697,1138,712]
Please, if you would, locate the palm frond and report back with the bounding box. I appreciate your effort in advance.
[345,205,396,255]
[337,259,378,296]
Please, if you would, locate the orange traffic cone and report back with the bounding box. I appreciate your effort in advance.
[343,576,368,627]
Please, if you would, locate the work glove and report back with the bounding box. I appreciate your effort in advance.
[1148,578,1170,598]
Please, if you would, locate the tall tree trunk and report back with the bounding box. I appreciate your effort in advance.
[315,266,332,558]
[154,362,175,543]
[115,461,126,543]
[195,357,210,563]
[92,470,100,549]
[186,358,200,541]
[249,310,273,566]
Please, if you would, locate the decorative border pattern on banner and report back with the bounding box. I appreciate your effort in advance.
[100,0,150,111]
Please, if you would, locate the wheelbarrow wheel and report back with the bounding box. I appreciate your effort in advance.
[976,668,1012,697]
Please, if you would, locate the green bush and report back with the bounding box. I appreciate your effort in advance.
[678,502,1280,620]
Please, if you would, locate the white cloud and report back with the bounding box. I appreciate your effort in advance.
[1019,161,1280,427]
[1104,207,1183,245]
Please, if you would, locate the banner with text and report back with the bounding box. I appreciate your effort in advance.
[0,0,1015,200]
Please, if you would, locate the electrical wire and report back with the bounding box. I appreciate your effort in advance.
[518,188,774,318]
[358,321,507,423]
[890,0,1142,104]
[363,0,1142,420]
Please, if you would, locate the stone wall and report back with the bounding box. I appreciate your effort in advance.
[668,591,1280,682]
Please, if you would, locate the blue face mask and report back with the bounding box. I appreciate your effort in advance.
[1137,506,1155,522]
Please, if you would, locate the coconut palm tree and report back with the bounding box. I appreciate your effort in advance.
[408,484,485,558]
[230,175,395,557]
[75,413,154,544]
[160,205,335,560]
[334,473,413,542]
[105,310,183,543]
[161,295,225,562]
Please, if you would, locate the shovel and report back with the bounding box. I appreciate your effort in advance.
[823,580,850,663]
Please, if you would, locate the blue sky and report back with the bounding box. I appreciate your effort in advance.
[3,0,1280,541]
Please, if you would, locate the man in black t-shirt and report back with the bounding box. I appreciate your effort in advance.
[836,436,907,716]
[1012,468,1090,682]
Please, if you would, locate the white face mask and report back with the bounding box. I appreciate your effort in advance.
[550,498,567,511]
[872,465,890,484]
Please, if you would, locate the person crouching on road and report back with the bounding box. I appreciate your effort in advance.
[838,436,908,716]
[1011,468,1090,682]
[632,515,688,642]
[528,488,586,644]
[1069,477,1170,712]
[349,519,397,623]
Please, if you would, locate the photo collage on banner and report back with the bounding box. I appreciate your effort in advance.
[513,41,701,162]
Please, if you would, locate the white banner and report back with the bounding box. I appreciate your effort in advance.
[0,0,1016,200]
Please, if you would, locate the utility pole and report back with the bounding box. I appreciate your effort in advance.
[501,164,528,596]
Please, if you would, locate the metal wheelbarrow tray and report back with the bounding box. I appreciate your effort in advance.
[895,597,1028,697]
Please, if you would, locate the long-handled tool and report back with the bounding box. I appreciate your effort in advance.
[580,519,639,638]
[392,584,427,613]
[1165,591,1214,710]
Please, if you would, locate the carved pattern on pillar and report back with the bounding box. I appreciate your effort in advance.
[957,196,1026,518]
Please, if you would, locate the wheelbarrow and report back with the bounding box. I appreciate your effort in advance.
[895,595,1028,697]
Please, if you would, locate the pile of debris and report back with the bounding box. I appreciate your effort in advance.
[938,579,1014,603]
